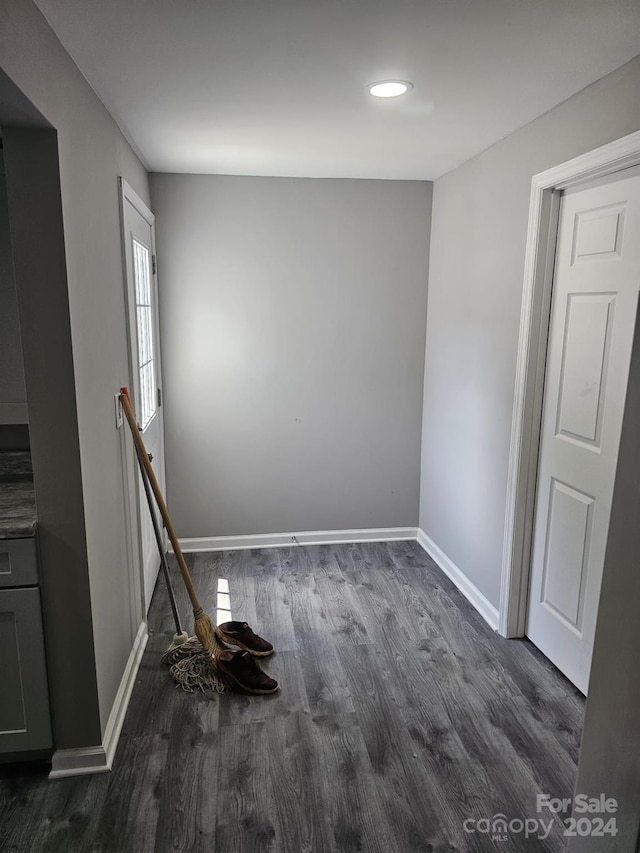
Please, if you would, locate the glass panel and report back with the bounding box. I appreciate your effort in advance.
[140,361,155,429]
[137,306,153,367]
[132,238,156,429]
[133,238,151,305]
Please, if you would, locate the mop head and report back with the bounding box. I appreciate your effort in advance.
[167,649,228,693]
[160,613,229,694]
[161,632,200,665]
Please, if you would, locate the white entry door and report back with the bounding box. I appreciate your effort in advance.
[526,168,640,693]
[120,178,166,613]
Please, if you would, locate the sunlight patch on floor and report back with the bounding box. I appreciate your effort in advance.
[216,577,231,624]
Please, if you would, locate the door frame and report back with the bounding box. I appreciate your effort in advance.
[499,129,640,638]
[118,176,166,615]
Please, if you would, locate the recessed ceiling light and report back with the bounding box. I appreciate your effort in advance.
[368,80,413,98]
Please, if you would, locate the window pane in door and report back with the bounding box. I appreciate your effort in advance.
[132,238,156,429]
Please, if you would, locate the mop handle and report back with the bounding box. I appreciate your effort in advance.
[119,388,203,615]
[134,437,183,635]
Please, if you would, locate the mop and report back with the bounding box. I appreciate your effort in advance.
[133,431,199,663]
[120,388,227,693]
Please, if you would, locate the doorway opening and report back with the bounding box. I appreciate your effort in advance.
[500,130,640,692]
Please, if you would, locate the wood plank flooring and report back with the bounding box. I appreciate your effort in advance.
[0,541,584,852]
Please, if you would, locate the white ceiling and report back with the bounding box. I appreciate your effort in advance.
[34,0,640,180]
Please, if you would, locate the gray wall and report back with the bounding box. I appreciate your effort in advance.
[151,174,432,538]
[3,125,101,750]
[0,0,150,742]
[419,54,640,606]
[0,155,27,424]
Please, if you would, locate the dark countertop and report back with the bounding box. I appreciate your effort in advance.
[0,451,37,538]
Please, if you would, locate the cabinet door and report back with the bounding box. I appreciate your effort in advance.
[0,588,52,753]
[0,538,39,588]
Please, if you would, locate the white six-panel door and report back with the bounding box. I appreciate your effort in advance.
[526,167,640,694]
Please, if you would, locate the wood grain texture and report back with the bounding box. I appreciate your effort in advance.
[0,541,584,852]
[94,734,168,853]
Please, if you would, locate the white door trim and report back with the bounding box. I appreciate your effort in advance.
[500,129,640,638]
[119,178,154,232]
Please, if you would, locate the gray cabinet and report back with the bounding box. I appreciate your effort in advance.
[0,537,39,586]
[0,537,52,755]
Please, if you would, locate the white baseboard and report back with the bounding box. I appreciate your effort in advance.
[416,529,500,631]
[176,527,418,553]
[49,620,148,779]
[49,745,109,779]
[102,620,148,767]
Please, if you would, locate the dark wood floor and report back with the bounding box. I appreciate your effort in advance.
[1,541,584,852]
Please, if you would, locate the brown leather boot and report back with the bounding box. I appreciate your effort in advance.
[215,620,274,656]
[216,649,279,694]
